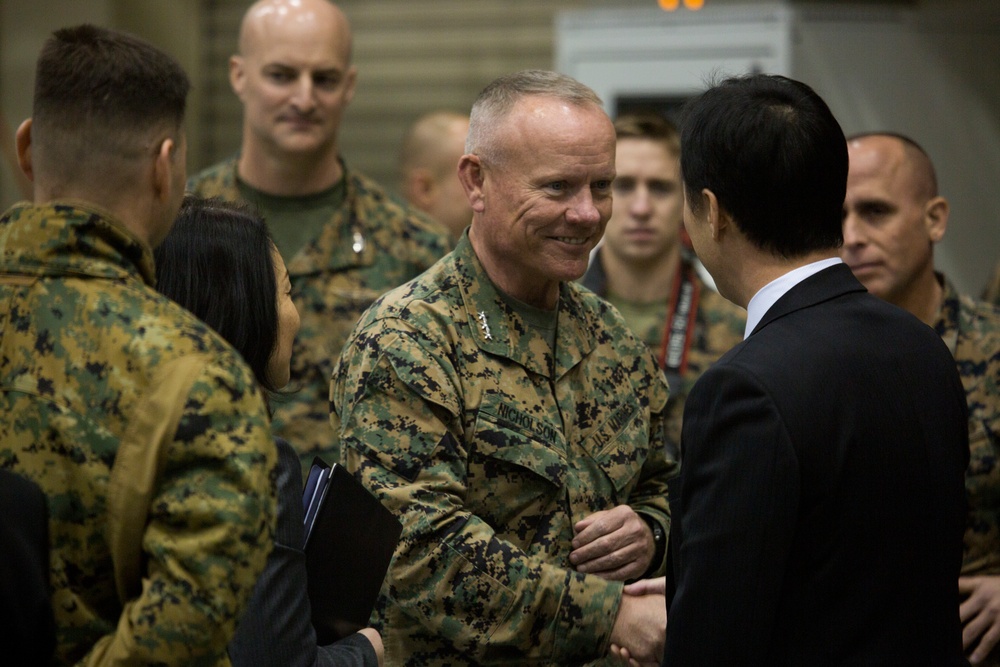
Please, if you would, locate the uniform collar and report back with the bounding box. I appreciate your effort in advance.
[452,232,598,379]
[0,200,156,286]
[208,157,372,277]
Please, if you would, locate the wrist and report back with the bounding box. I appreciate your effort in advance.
[637,513,666,579]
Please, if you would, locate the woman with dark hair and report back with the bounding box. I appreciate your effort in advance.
[155,196,383,667]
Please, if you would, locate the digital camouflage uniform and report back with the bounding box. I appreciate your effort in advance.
[188,159,452,475]
[331,233,675,666]
[935,274,1000,666]
[0,202,277,666]
[983,261,1000,306]
[581,248,746,451]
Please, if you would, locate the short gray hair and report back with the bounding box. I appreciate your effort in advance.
[466,69,604,165]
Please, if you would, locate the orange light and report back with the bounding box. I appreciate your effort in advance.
[684,0,705,9]
[658,0,680,10]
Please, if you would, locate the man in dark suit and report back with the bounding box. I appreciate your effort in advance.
[654,74,970,666]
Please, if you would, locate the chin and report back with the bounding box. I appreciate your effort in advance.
[559,263,591,283]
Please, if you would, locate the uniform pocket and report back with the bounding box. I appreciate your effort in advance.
[585,395,647,495]
[466,395,567,532]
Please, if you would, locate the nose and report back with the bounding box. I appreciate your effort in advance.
[841,210,865,247]
[566,189,603,226]
[628,186,652,220]
[290,74,316,113]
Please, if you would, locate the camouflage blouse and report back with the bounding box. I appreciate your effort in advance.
[0,202,275,665]
[332,233,674,666]
[935,275,1000,577]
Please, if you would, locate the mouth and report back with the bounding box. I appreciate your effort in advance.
[553,236,590,246]
[847,260,880,273]
[280,115,318,129]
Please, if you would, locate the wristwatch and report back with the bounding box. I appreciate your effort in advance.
[640,513,667,578]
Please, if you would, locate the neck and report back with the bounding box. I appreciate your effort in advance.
[469,227,559,310]
[892,269,943,327]
[733,247,839,309]
[238,139,343,196]
[603,247,681,304]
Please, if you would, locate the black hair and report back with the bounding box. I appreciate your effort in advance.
[31,24,190,181]
[681,73,847,257]
[154,196,281,394]
[34,24,189,135]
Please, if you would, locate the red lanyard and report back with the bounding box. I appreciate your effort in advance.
[657,264,701,375]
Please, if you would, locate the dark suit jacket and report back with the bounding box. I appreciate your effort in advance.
[0,469,56,664]
[229,438,378,667]
[665,264,970,666]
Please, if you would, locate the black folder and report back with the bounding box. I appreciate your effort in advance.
[302,457,402,644]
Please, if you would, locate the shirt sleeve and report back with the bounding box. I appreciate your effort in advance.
[628,359,676,578]
[82,356,278,666]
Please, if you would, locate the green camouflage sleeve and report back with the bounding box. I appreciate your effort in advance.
[83,357,276,666]
[628,362,676,577]
[334,326,624,664]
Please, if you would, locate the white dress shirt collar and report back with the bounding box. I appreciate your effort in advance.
[744,257,843,339]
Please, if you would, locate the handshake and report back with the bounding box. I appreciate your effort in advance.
[569,505,667,667]
[608,577,667,667]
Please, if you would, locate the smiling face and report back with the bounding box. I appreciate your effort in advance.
[464,96,616,308]
[604,137,683,268]
[840,135,945,307]
[230,0,356,159]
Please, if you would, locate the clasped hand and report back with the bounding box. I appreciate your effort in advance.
[960,575,1000,664]
[570,504,655,581]
[610,577,667,667]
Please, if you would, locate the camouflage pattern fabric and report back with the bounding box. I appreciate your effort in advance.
[935,275,1000,575]
[580,249,746,452]
[189,159,452,476]
[0,202,276,666]
[984,261,1000,306]
[935,275,1000,666]
[331,233,675,666]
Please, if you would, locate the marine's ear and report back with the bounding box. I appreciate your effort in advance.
[924,195,949,244]
[15,118,34,182]
[457,154,485,214]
